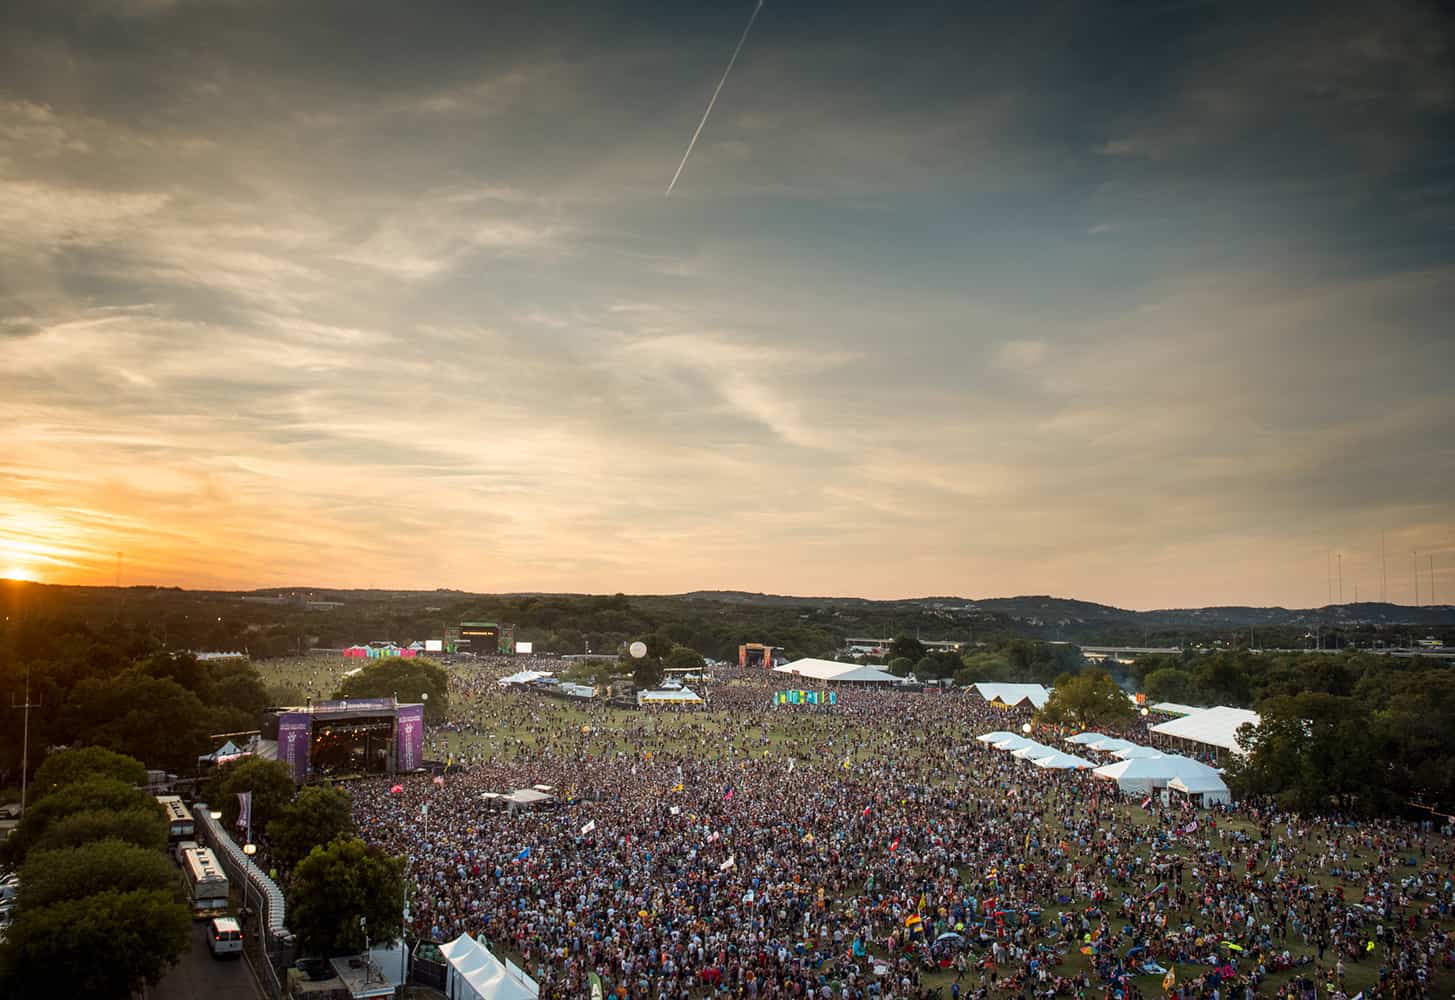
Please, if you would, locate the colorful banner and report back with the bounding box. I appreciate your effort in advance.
[236,791,252,833]
[774,690,838,706]
[396,703,425,772]
[277,711,312,783]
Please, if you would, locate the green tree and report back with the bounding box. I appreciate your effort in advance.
[17,838,175,910]
[0,888,190,999]
[1228,692,1379,812]
[59,669,214,773]
[288,838,406,957]
[30,807,169,856]
[888,657,915,678]
[1,778,161,865]
[631,656,665,691]
[32,747,147,797]
[665,645,706,671]
[1037,670,1134,729]
[210,756,297,836]
[1142,667,1194,705]
[889,635,926,663]
[335,657,449,722]
[268,785,357,871]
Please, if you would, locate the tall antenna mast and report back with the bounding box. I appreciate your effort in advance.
[1413,551,1419,607]
[1381,532,1388,603]
[11,673,41,812]
[1327,552,1333,606]
[1432,554,1437,607]
[1337,553,1343,605]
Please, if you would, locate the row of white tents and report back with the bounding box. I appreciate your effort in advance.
[976,730,1232,806]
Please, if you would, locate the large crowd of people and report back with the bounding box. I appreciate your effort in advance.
[348,664,1455,1000]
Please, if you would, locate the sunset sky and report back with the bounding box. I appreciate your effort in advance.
[1,0,1452,610]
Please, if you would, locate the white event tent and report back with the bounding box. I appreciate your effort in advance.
[970,683,1051,709]
[991,735,1034,751]
[1034,751,1095,769]
[1011,742,1059,761]
[1112,745,1166,760]
[1168,772,1233,807]
[1089,737,1136,753]
[1093,755,1223,796]
[975,731,1018,744]
[439,933,539,1000]
[773,659,901,685]
[1065,732,1108,745]
[1150,706,1261,754]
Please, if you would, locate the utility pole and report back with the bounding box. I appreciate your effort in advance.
[1381,533,1388,603]
[11,672,41,812]
[1337,553,1343,605]
[1413,551,1420,607]
[1432,555,1438,607]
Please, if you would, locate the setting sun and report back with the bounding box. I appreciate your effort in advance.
[2,565,37,582]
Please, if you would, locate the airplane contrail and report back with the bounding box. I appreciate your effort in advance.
[665,0,765,198]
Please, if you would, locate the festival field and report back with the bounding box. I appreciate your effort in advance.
[257,656,1455,1000]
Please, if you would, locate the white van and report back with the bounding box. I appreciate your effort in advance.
[207,916,243,958]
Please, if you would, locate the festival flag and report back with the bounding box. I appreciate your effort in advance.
[842,757,852,770]
[580,819,597,836]
[917,893,926,912]
[723,786,734,801]
[236,791,252,832]
[590,972,604,1000]
[802,832,815,845]
[389,784,403,794]
[1162,966,1176,991]
[514,847,531,861]
[720,855,735,871]
[889,838,900,852]
[1140,795,1153,809]
[862,804,871,817]
[671,782,684,793]
[707,831,721,843]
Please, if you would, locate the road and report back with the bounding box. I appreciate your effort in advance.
[150,918,261,1000]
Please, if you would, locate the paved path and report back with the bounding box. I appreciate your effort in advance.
[150,919,261,1000]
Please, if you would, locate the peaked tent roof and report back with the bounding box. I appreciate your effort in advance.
[1112,745,1166,760]
[1012,742,1060,761]
[1168,772,1231,795]
[975,731,1018,743]
[969,683,1051,708]
[1149,706,1261,753]
[773,659,899,684]
[1034,751,1096,769]
[1065,732,1108,745]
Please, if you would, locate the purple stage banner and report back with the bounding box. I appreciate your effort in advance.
[278,711,312,783]
[396,704,425,772]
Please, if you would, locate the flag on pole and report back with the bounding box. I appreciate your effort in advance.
[1162,966,1176,991]
[720,855,735,871]
[1140,796,1153,809]
[514,847,531,861]
[862,804,871,817]
[723,786,734,801]
[236,791,252,831]
[580,819,596,836]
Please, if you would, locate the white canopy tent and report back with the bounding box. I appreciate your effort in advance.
[637,686,704,706]
[1088,737,1136,753]
[1168,772,1233,807]
[991,735,1034,751]
[1011,742,1060,761]
[773,659,900,684]
[975,731,1018,743]
[1112,745,1165,760]
[1150,706,1261,755]
[1093,755,1222,796]
[439,933,539,1000]
[969,683,1051,709]
[1065,732,1108,745]
[1033,751,1096,769]
[498,670,553,687]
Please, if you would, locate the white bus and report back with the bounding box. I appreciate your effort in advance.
[180,847,230,918]
[155,795,195,844]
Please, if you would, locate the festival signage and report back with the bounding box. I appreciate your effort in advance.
[396,704,425,771]
[311,697,396,712]
[278,711,312,783]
